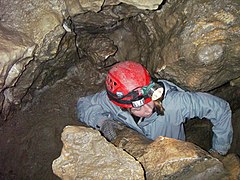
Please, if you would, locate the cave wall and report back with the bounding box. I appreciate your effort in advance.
[0,0,163,122]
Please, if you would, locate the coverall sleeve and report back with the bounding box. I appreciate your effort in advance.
[77,91,116,129]
[177,91,233,155]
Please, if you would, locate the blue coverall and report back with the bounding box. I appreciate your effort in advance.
[77,80,233,155]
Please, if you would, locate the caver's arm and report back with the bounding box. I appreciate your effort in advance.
[176,91,233,155]
[77,91,118,129]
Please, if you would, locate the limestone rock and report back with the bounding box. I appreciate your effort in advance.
[230,109,240,156]
[53,124,230,179]
[139,137,226,179]
[0,26,35,91]
[64,0,104,16]
[0,0,66,45]
[0,0,166,122]
[230,77,240,87]
[105,0,163,10]
[153,0,240,91]
[0,0,67,120]
[52,126,144,179]
[112,125,228,179]
[0,25,36,120]
[221,154,240,180]
[64,0,164,17]
[76,33,118,68]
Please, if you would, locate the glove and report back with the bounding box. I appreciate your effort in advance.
[99,120,124,141]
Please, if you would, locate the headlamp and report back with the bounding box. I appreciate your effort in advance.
[141,83,163,101]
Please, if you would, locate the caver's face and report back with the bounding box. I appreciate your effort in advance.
[130,101,154,118]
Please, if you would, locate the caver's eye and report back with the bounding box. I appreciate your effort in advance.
[131,106,142,112]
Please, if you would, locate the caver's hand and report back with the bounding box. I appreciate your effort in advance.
[100,120,124,141]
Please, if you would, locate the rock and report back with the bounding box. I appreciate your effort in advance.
[221,154,240,180]
[52,126,144,179]
[64,0,104,16]
[0,0,166,122]
[65,0,164,16]
[153,0,240,91]
[112,125,228,179]
[230,77,240,87]
[53,124,230,179]
[104,0,163,10]
[0,25,36,120]
[76,33,118,68]
[0,0,67,121]
[119,0,163,10]
[230,109,240,156]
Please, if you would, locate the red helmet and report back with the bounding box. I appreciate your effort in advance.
[106,61,151,108]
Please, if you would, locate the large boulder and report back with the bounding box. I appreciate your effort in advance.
[52,126,144,179]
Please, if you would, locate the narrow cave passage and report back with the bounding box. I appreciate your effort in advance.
[0,0,240,179]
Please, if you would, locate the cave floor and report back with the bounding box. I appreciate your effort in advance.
[0,74,212,179]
